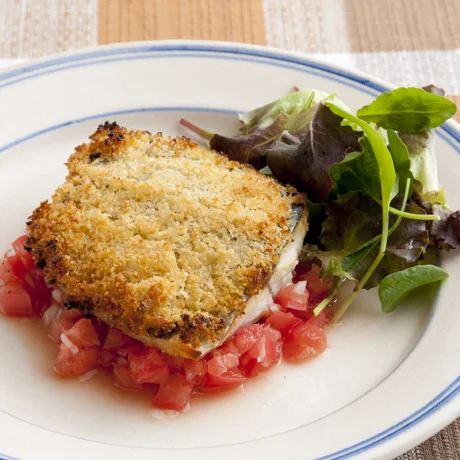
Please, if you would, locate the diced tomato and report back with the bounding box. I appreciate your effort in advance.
[0,258,15,284]
[245,327,281,362]
[11,235,28,253]
[126,342,145,353]
[215,339,240,356]
[103,328,136,350]
[112,363,143,390]
[184,359,207,386]
[275,282,309,312]
[11,235,35,271]
[99,350,116,367]
[207,353,239,377]
[306,310,326,329]
[61,308,85,323]
[233,324,264,355]
[90,316,108,341]
[0,233,336,412]
[203,369,247,389]
[265,310,302,335]
[263,325,283,343]
[282,323,327,361]
[0,281,33,316]
[21,252,36,271]
[23,268,52,314]
[7,253,28,280]
[48,317,73,343]
[153,373,194,411]
[293,261,313,281]
[296,264,333,304]
[240,326,282,377]
[164,354,185,372]
[55,343,100,377]
[66,318,100,348]
[128,347,169,384]
[116,342,144,358]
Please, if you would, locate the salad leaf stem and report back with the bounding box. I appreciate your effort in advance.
[313,277,343,316]
[332,178,412,323]
[388,206,440,221]
[332,251,386,323]
[179,118,214,141]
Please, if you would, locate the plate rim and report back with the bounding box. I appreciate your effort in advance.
[0,39,459,460]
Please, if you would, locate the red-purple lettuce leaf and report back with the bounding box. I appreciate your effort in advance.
[267,104,361,202]
[210,104,317,169]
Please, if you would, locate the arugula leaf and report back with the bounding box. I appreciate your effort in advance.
[267,103,361,201]
[239,89,349,133]
[378,265,449,312]
[341,241,378,272]
[356,87,457,134]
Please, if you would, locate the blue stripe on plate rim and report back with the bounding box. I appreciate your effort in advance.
[0,43,458,460]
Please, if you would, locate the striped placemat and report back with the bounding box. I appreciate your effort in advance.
[0,1,459,458]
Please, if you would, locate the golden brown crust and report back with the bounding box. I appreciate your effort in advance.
[26,122,304,354]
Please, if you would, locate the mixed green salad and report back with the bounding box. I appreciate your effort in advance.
[180,86,459,322]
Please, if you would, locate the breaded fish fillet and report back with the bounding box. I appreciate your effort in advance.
[26,122,308,358]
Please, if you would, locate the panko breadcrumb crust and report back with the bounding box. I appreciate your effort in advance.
[25,122,305,357]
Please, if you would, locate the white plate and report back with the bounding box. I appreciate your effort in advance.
[0,40,459,460]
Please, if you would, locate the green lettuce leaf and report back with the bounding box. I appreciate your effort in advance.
[239,89,348,133]
[329,137,381,200]
[398,129,444,201]
[300,245,354,280]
